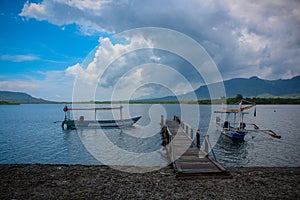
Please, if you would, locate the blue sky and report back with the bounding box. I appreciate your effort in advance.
[0,0,100,100]
[0,0,299,101]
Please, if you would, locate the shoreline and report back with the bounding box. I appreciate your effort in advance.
[1,164,299,199]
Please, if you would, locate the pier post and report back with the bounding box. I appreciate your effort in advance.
[204,135,209,153]
[196,129,200,148]
[191,129,193,140]
[120,106,123,121]
[161,115,164,128]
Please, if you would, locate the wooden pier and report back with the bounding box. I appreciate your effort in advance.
[161,115,228,177]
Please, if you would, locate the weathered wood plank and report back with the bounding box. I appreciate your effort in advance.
[163,119,228,177]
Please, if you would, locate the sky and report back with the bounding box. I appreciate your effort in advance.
[0,0,299,101]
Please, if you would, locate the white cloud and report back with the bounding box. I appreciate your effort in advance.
[20,1,47,19]
[72,35,160,101]
[65,63,82,76]
[110,63,196,101]
[221,0,300,78]
[0,80,38,89]
[0,69,77,101]
[76,36,154,84]
[19,0,111,34]
[56,0,108,12]
[19,0,300,84]
[1,54,39,62]
[238,29,266,52]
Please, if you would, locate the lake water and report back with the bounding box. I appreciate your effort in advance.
[0,104,299,168]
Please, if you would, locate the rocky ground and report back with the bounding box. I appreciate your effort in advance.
[0,164,299,199]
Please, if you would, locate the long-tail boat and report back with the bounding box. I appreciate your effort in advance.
[214,100,281,140]
[61,105,141,130]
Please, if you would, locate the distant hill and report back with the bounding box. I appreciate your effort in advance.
[0,91,52,103]
[148,75,300,101]
[2,76,299,103]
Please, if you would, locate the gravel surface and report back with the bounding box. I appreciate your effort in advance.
[0,164,299,199]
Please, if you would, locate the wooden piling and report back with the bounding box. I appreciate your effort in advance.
[196,129,200,148]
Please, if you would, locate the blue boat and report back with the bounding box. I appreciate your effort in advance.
[216,123,247,140]
[61,105,141,130]
[214,100,255,140]
[214,100,281,141]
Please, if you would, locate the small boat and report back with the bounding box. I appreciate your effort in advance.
[214,100,281,141]
[61,105,141,130]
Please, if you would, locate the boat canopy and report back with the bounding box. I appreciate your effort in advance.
[63,105,123,112]
[214,110,249,114]
[215,100,256,113]
[63,105,124,121]
[222,104,255,113]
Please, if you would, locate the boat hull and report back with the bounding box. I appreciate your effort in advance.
[216,123,247,140]
[62,116,141,130]
[221,129,246,140]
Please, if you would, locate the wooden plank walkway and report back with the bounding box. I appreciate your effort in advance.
[162,119,228,177]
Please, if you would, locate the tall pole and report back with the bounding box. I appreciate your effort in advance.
[120,105,123,121]
[120,105,124,134]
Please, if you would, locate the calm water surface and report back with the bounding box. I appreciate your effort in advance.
[0,104,299,167]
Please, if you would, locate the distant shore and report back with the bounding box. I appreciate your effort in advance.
[1,97,300,105]
[1,164,299,199]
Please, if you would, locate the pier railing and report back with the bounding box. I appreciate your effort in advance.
[160,116,174,163]
[161,115,217,161]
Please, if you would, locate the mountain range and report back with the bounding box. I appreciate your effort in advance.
[1,76,299,103]
[0,91,51,103]
[146,75,300,101]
